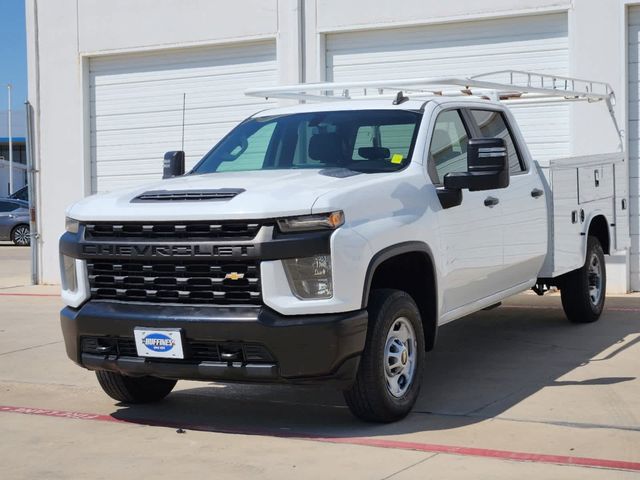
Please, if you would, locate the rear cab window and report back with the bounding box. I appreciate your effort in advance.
[468,109,525,174]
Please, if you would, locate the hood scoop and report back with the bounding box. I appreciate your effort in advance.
[132,188,245,202]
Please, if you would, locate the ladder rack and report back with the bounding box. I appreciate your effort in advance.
[245,70,622,149]
[245,70,614,104]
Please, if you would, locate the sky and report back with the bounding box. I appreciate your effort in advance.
[0,0,27,137]
[0,0,27,111]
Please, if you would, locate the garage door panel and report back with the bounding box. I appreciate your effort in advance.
[328,42,567,69]
[90,72,278,116]
[89,41,276,193]
[92,62,277,90]
[91,93,271,118]
[326,13,569,161]
[93,122,239,149]
[329,54,568,81]
[90,42,276,76]
[327,14,566,51]
[94,103,265,131]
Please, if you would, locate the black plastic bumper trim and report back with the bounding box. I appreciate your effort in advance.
[61,301,367,386]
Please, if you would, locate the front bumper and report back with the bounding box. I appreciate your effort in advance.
[61,301,367,387]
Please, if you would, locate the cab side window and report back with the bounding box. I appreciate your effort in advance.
[469,109,524,174]
[428,110,469,184]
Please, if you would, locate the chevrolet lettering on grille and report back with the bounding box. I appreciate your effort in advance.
[81,244,255,257]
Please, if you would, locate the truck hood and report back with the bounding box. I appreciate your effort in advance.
[68,169,367,222]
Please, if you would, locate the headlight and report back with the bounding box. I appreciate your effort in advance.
[282,254,333,299]
[61,255,78,292]
[277,211,344,233]
[65,217,79,233]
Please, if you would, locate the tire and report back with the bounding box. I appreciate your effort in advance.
[560,236,606,323]
[344,289,425,422]
[11,224,30,246]
[95,371,176,403]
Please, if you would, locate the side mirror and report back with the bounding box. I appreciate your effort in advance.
[163,151,185,179]
[443,138,509,192]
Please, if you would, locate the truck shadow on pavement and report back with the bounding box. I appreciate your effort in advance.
[110,294,640,438]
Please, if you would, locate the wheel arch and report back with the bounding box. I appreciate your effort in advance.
[362,242,438,351]
[586,214,610,255]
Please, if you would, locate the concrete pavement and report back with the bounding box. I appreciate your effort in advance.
[1,287,639,479]
[0,242,31,289]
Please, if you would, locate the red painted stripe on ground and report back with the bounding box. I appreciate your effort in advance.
[504,304,640,313]
[0,292,59,297]
[2,404,639,472]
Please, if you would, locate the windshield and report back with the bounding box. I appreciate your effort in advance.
[192,110,422,175]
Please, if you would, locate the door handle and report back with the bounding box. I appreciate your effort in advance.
[531,188,544,198]
[484,196,499,207]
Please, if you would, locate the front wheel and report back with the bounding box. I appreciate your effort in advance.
[344,289,425,422]
[95,371,177,403]
[560,236,606,323]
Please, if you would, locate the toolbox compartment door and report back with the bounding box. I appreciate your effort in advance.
[578,164,614,204]
[613,162,631,251]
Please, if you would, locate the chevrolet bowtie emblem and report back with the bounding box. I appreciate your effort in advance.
[225,272,245,281]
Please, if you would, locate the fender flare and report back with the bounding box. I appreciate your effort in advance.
[361,241,437,308]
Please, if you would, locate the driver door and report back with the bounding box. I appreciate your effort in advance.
[428,109,505,315]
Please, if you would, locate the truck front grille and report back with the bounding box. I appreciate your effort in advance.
[87,259,261,305]
[84,220,262,240]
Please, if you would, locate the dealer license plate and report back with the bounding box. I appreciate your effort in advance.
[133,328,184,359]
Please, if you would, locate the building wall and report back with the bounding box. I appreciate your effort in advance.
[26,0,637,290]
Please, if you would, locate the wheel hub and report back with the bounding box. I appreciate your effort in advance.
[14,226,30,246]
[587,252,602,306]
[384,317,417,398]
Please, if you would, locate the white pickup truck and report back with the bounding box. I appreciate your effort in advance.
[59,71,629,422]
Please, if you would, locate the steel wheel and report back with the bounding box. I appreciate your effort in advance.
[384,317,417,398]
[560,236,606,323]
[587,252,603,307]
[12,225,30,246]
[344,289,426,422]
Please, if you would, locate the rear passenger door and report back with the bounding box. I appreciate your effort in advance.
[467,109,547,287]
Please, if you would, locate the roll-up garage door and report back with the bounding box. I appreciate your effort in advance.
[325,13,569,163]
[89,41,277,193]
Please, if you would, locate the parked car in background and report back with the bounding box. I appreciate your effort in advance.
[0,199,31,246]
[9,186,29,202]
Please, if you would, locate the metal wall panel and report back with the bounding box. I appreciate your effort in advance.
[89,41,277,193]
[628,7,640,290]
[325,13,569,162]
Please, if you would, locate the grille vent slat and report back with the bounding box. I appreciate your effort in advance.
[81,337,275,364]
[133,188,245,202]
[84,221,262,240]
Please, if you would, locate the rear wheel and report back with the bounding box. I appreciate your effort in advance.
[95,371,176,403]
[344,289,425,422]
[560,236,606,323]
[11,224,30,246]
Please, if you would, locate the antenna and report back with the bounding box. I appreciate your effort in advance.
[181,93,186,152]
